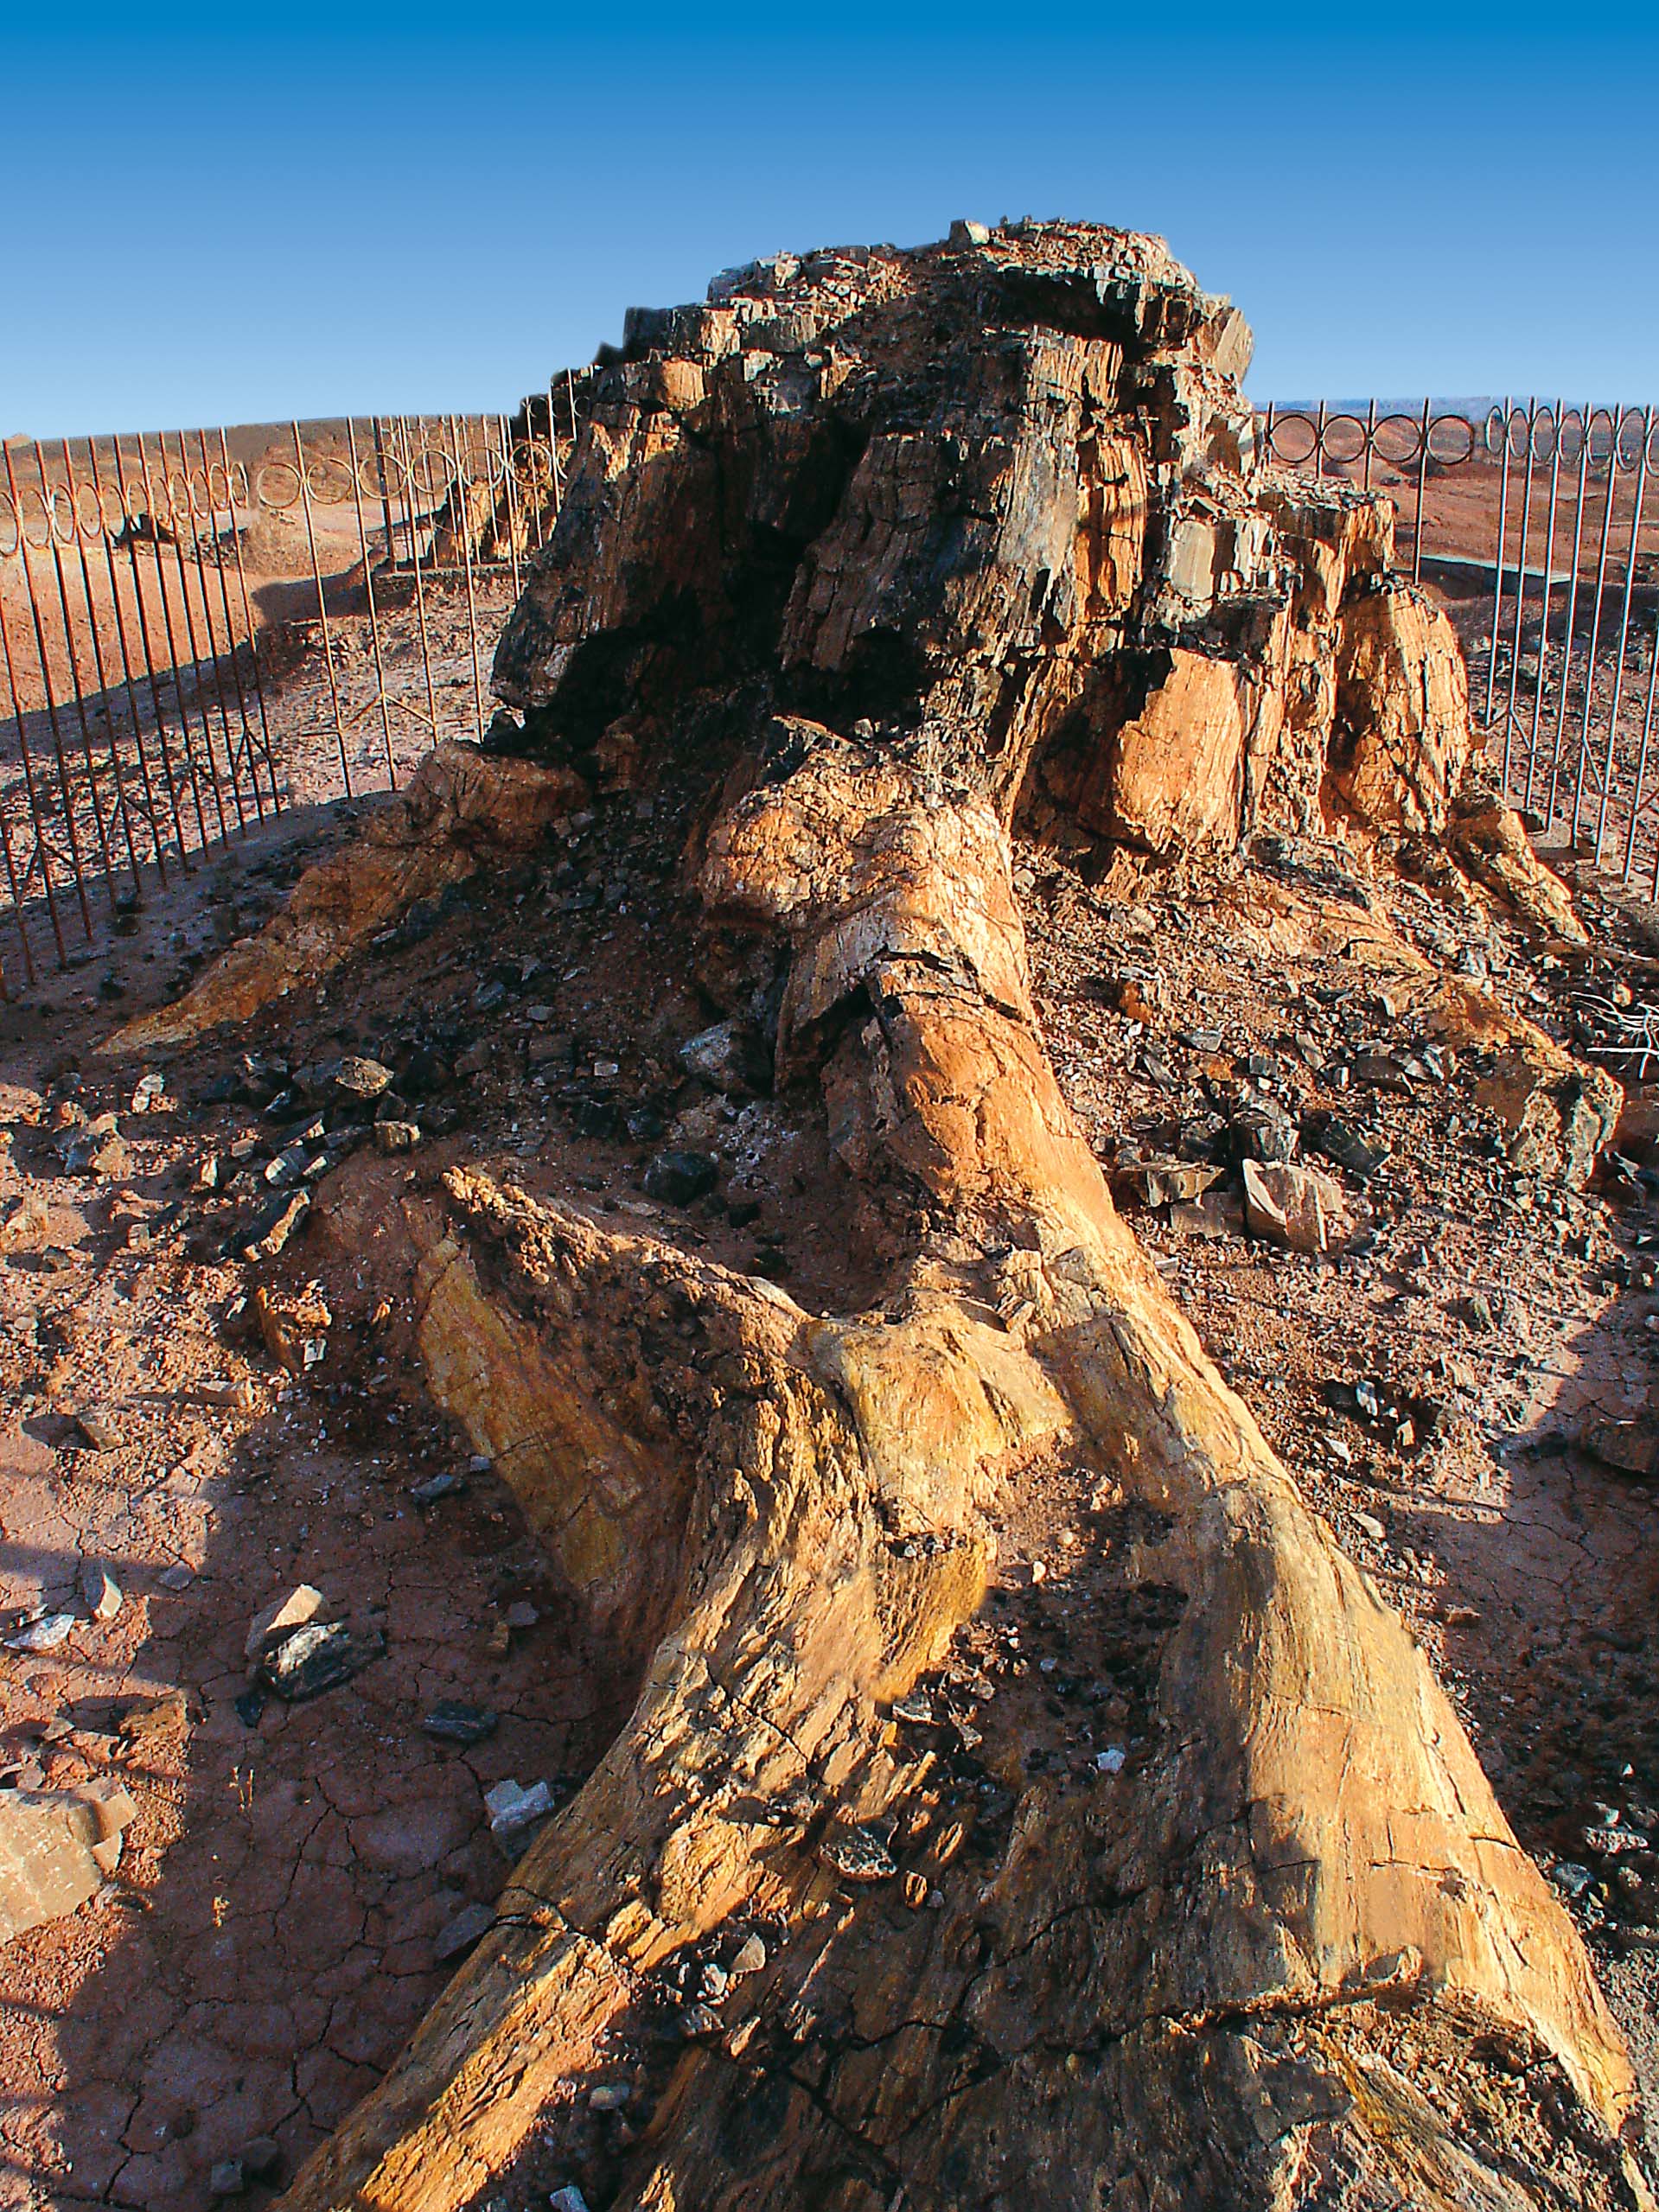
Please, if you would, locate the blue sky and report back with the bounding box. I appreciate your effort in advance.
[6,2,1656,437]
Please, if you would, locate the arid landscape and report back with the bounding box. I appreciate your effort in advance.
[3,220,1659,2212]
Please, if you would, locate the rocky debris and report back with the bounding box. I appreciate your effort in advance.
[819,1824,897,1884]
[483,1776,555,1839]
[1241,1157,1354,1254]
[373,1119,422,1153]
[329,1054,394,1100]
[6,1610,76,1654]
[244,1583,329,1662]
[433,1900,495,1962]
[0,1779,136,1941]
[641,1150,717,1205]
[1578,1416,1659,1480]
[77,1559,122,1622]
[251,1281,331,1374]
[239,1187,310,1262]
[105,745,589,1055]
[259,1620,383,1702]
[423,1701,499,1744]
[118,1688,188,1740]
[678,1018,769,1095]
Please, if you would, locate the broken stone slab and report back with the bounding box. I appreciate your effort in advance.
[78,1560,123,1622]
[260,1622,384,1702]
[679,1018,768,1095]
[7,1610,77,1653]
[239,1188,310,1263]
[483,1777,555,1838]
[1305,1111,1390,1181]
[422,1701,498,1744]
[1241,1158,1353,1256]
[73,1406,122,1451]
[252,1283,332,1375]
[0,1779,137,1941]
[1109,1157,1223,1209]
[643,1151,718,1206]
[118,1688,188,1740]
[1579,1418,1659,1481]
[433,1900,495,1963]
[244,1584,329,1663]
[329,1055,394,1101]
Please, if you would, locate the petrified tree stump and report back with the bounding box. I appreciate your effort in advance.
[134,223,1644,2209]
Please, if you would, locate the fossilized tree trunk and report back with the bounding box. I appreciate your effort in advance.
[135,224,1644,2207]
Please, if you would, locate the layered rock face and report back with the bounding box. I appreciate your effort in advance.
[133,225,1644,2212]
[493,220,1472,866]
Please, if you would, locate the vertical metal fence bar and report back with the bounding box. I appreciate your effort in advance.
[1522,401,1566,815]
[292,420,353,800]
[399,422,441,744]
[370,417,399,577]
[345,417,398,791]
[136,430,218,851]
[165,430,245,838]
[86,437,169,885]
[1411,398,1431,583]
[54,439,142,892]
[0,587,57,972]
[446,415,486,740]
[1570,409,1624,848]
[548,380,564,521]
[1598,407,1652,865]
[113,436,197,865]
[196,428,264,825]
[1483,399,1514,731]
[495,413,522,603]
[1545,406,1593,829]
[30,444,118,914]
[1499,399,1540,791]
[218,428,281,814]
[3,447,96,940]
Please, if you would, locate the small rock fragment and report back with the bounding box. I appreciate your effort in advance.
[7,1612,76,1654]
[588,2082,631,2113]
[373,1119,423,1154]
[118,1689,188,1740]
[240,1188,310,1262]
[549,2187,593,2212]
[730,1933,767,1976]
[261,1622,382,1701]
[330,1055,393,1100]
[433,1900,495,1962]
[239,2138,282,2183]
[484,1778,556,1838]
[643,1151,718,1206]
[422,1701,499,1745]
[156,1561,196,1593]
[244,1584,327,1662]
[819,1825,896,1884]
[78,1561,123,1622]
[207,2157,245,2198]
[409,1471,469,1507]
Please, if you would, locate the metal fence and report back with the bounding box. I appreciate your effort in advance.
[0,393,577,993]
[1261,398,1659,887]
[1,388,1656,997]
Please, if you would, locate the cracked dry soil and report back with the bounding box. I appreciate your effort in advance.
[3,765,1659,2208]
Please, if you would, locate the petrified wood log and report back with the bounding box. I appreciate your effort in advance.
[163,223,1646,2207]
